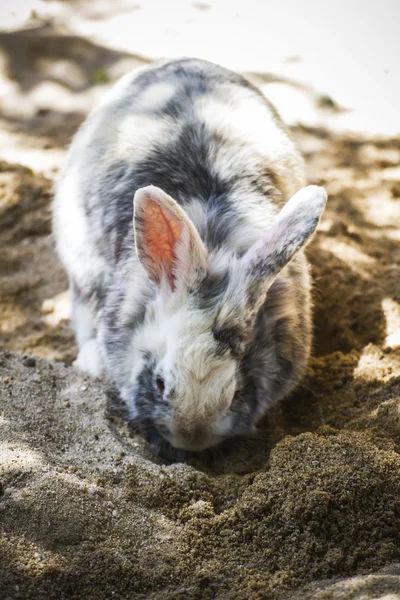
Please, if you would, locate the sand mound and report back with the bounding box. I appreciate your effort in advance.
[1,349,400,600]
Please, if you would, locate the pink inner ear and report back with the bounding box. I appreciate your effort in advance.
[142,199,183,290]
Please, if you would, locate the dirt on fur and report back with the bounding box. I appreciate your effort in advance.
[2,17,400,600]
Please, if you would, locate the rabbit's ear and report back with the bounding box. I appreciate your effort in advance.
[238,185,327,302]
[134,186,208,294]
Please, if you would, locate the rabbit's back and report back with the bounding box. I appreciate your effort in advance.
[54,58,305,313]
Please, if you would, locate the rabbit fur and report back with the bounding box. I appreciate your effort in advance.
[53,58,326,454]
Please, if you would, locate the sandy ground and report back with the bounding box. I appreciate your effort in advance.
[1,2,400,599]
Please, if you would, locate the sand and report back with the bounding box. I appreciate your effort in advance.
[2,11,400,600]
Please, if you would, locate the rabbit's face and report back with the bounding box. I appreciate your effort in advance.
[131,184,327,452]
[129,304,240,452]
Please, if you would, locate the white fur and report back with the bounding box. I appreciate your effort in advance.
[129,80,177,112]
[71,294,96,348]
[73,339,103,378]
[195,87,305,201]
[116,113,178,161]
[54,171,112,310]
[184,198,208,235]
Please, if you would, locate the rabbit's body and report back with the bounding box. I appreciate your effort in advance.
[54,58,326,455]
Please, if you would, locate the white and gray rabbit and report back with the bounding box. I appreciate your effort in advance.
[53,58,326,455]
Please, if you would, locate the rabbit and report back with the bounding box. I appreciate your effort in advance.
[53,58,326,456]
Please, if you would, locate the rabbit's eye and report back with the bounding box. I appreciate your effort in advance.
[156,376,165,394]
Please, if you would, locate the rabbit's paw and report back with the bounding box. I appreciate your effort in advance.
[73,339,102,378]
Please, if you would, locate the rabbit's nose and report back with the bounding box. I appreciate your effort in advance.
[178,428,205,448]
[170,422,213,452]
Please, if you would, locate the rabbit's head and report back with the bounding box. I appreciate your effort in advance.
[126,185,326,453]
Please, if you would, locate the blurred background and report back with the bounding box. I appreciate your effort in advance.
[0,0,399,175]
[1,0,400,364]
